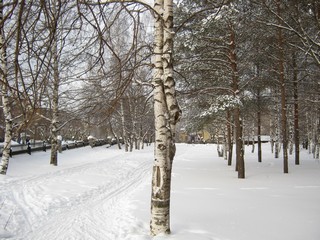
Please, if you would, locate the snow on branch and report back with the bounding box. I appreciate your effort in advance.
[200,95,242,118]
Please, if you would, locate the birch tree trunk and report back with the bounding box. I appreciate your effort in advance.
[272,89,280,159]
[120,98,129,152]
[162,0,180,145]
[150,0,169,235]
[0,0,13,175]
[150,0,181,235]
[50,0,60,166]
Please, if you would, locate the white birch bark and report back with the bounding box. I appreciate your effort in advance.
[224,134,228,160]
[0,0,13,175]
[120,98,129,152]
[150,0,170,235]
[50,0,60,166]
[163,0,180,146]
[150,0,181,235]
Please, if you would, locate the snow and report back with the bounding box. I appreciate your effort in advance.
[0,143,320,240]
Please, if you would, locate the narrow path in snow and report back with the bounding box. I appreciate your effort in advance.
[0,146,153,240]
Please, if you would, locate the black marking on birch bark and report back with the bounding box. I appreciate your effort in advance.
[151,199,170,208]
[158,144,166,150]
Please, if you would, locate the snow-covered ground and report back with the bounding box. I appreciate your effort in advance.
[0,143,319,240]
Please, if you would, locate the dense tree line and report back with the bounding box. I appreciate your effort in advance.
[175,0,320,177]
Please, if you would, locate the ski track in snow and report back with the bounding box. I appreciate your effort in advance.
[0,148,152,240]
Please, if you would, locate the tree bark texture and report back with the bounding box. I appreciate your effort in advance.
[150,0,181,236]
[50,0,60,166]
[277,0,288,173]
[257,89,262,162]
[120,98,129,152]
[227,110,233,166]
[229,23,244,178]
[293,53,300,165]
[273,97,280,159]
[0,0,13,175]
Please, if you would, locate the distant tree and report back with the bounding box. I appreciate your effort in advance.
[34,1,81,165]
[251,0,320,170]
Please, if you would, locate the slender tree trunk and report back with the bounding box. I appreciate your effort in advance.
[288,111,294,155]
[229,23,244,178]
[120,98,129,152]
[235,116,244,178]
[129,135,133,152]
[227,110,233,166]
[257,89,262,162]
[257,112,262,163]
[0,0,12,174]
[251,126,255,153]
[224,134,228,160]
[131,99,139,150]
[50,1,59,166]
[277,0,288,173]
[273,98,280,159]
[109,120,121,149]
[50,56,59,165]
[293,53,300,165]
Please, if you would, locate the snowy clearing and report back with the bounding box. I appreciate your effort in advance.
[0,143,320,240]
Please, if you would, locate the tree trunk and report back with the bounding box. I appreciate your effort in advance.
[50,1,59,166]
[251,126,255,153]
[0,82,12,175]
[257,89,262,162]
[227,110,233,166]
[150,0,181,236]
[0,0,13,175]
[224,134,228,160]
[274,101,280,159]
[293,53,300,165]
[257,111,262,163]
[229,22,244,178]
[277,0,288,173]
[120,98,129,152]
[50,60,59,165]
[235,116,244,178]
[150,0,169,235]
[109,120,121,149]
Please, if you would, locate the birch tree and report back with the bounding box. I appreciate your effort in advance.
[44,0,60,165]
[0,0,57,173]
[38,1,86,165]
[78,0,180,235]
[0,0,30,174]
[0,0,12,174]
